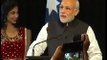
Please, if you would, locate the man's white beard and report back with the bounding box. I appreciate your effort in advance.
[60,16,75,23]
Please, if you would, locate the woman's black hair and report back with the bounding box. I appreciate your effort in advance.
[1,0,19,28]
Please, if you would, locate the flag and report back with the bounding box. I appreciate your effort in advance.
[45,0,61,22]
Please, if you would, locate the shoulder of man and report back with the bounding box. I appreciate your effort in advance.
[75,18,89,26]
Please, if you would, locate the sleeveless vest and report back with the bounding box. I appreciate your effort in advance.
[45,18,89,57]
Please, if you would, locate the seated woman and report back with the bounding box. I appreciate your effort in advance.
[1,0,31,60]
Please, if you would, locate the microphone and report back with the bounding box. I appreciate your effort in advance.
[32,34,83,56]
[32,33,65,56]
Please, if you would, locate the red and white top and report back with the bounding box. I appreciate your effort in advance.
[1,27,25,60]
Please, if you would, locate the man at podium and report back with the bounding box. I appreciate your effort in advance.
[27,0,102,60]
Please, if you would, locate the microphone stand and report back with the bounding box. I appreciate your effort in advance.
[31,29,81,56]
[32,40,47,56]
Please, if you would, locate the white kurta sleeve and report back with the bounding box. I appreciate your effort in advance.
[27,23,48,56]
[87,26,102,60]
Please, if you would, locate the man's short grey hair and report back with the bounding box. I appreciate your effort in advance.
[75,0,80,9]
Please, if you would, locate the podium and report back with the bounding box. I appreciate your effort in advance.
[26,56,51,60]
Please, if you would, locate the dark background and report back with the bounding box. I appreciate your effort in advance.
[19,0,105,60]
[2,0,105,60]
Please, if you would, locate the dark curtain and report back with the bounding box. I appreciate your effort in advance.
[18,0,46,42]
[77,0,105,60]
